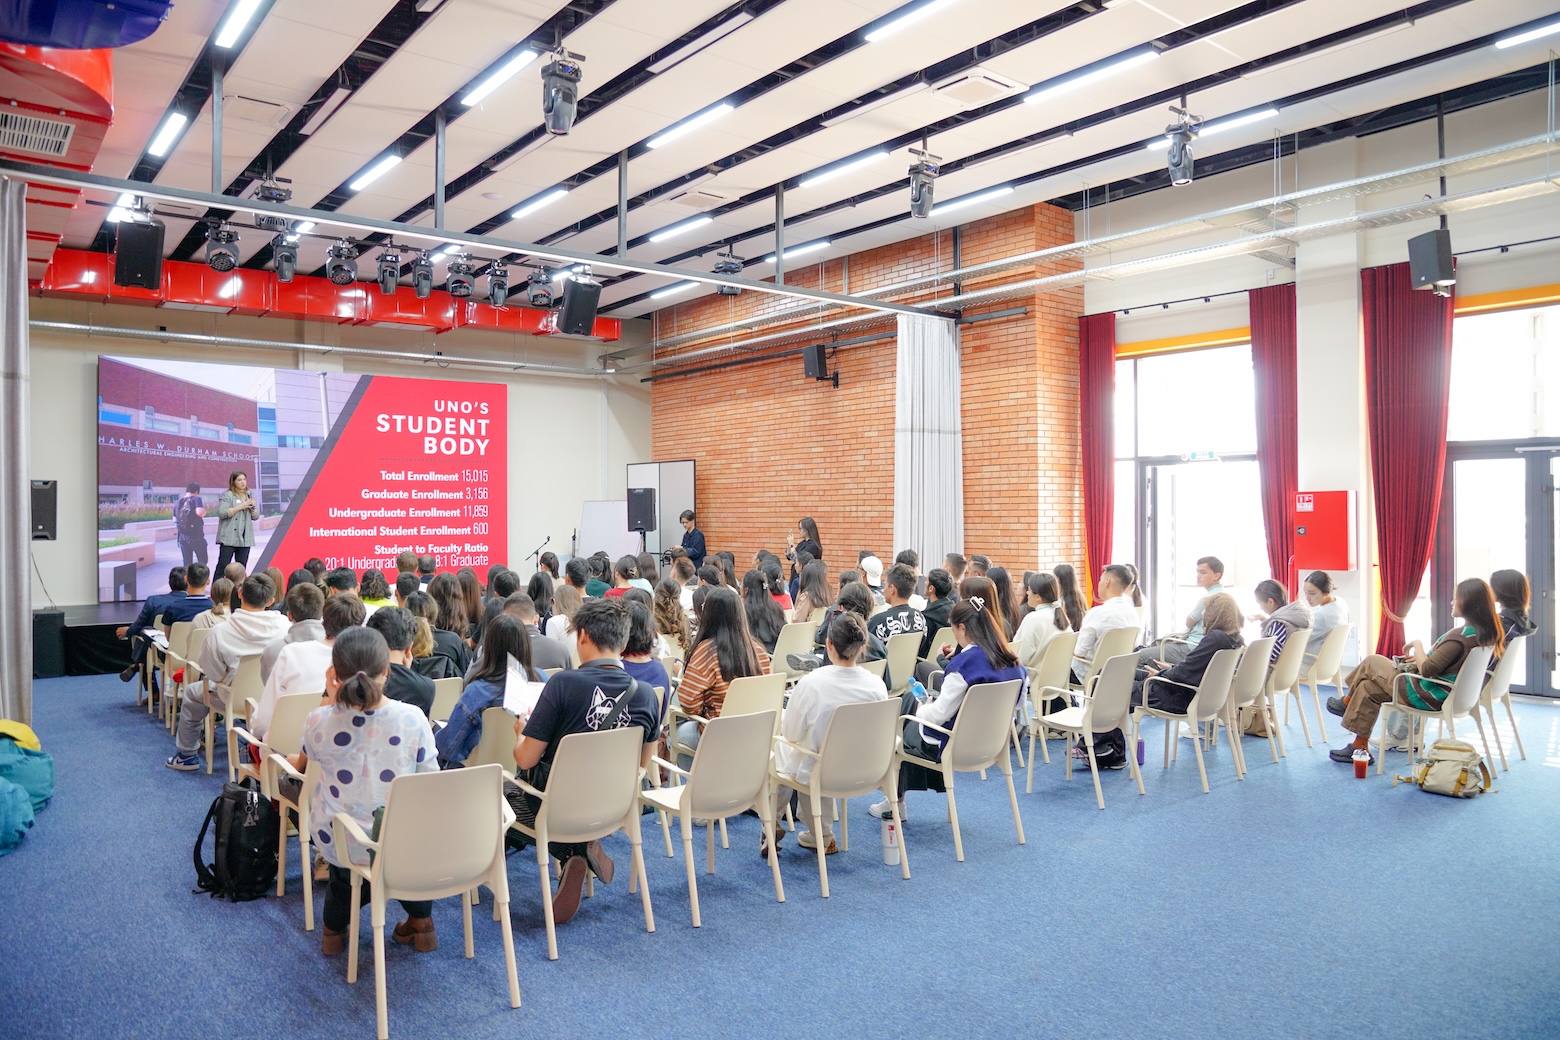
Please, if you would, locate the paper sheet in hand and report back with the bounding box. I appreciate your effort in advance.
[503,653,546,717]
[143,628,169,649]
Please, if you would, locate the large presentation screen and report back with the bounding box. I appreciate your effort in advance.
[96,356,507,602]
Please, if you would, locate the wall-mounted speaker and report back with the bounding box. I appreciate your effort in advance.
[627,487,657,532]
[803,343,827,379]
[1407,228,1454,292]
[31,479,57,541]
[558,277,602,335]
[113,218,165,289]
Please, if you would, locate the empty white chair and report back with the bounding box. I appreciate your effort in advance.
[428,676,462,723]
[1376,645,1495,775]
[466,706,519,771]
[1033,653,1144,808]
[248,691,327,932]
[1479,634,1527,770]
[212,653,262,779]
[331,764,520,1040]
[1223,636,1277,779]
[1132,648,1241,794]
[894,679,1025,861]
[1022,630,1079,769]
[1291,624,1351,746]
[666,671,787,850]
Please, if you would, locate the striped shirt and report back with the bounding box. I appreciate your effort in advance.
[677,639,771,719]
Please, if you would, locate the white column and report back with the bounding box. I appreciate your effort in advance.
[0,177,32,723]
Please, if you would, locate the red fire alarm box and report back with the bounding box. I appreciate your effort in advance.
[1294,491,1355,571]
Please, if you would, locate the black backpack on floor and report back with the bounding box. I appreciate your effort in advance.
[193,777,278,901]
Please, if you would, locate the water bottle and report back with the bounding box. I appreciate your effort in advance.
[1353,748,1369,779]
[1136,738,1145,766]
[881,818,900,866]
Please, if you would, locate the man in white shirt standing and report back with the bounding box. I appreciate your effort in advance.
[252,595,365,740]
[1138,555,1225,667]
[1071,564,1142,684]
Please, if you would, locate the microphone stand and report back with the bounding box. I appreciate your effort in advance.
[527,535,550,563]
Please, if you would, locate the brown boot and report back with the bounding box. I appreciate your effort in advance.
[321,927,345,956]
[392,916,438,952]
[552,856,588,925]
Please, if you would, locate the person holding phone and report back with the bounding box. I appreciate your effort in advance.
[215,470,259,572]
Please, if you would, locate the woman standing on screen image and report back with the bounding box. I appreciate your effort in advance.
[215,471,258,572]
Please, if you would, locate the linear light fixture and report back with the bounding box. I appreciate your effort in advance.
[800,150,888,188]
[292,220,316,234]
[651,280,699,299]
[1495,18,1560,48]
[648,12,755,74]
[930,184,1014,217]
[510,187,568,219]
[461,48,539,106]
[106,192,136,223]
[647,103,735,149]
[761,239,829,263]
[1024,46,1158,105]
[214,0,265,49]
[865,0,959,43]
[299,86,352,136]
[648,215,714,242]
[349,154,401,192]
[146,112,189,157]
[1241,18,1413,78]
[819,82,928,128]
[1147,107,1278,149]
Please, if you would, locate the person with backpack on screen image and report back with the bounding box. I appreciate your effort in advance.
[175,482,208,568]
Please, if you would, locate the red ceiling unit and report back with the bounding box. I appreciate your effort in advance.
[269,275,364,324]
[356,287,458,332]
[456,299,552,336]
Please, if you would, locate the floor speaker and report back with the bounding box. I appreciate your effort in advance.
[558,277,602,335]
[114,218,166,289]
[628,487,657,532]
[31,479,56,540]
[33,609,65,679]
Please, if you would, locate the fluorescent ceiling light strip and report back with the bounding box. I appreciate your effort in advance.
[762,240,830,263]
[1495,18,1560,48]
[107,192,135,223]
[300,86,351,136]
[1024,47,1158,104]
[510,188,568,219]
[349,154,401,192]
[647,103,735,149]
[800,150,888,188]
[865,0,958,43]
[146,112,189,158]
[291,221,316,235]
[648,215,713,242]
[651,281,699,299]
[1241,20,1414,78]
[930,184,1014,216]
[461,49,539,106]
[1147,107,1278,149]
[647,13,754,74]
[214,0,265,49]
[819,83,927,128]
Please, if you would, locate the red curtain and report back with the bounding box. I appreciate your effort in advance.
[1362,262,1455,655]
[1250,283,1298,597]
[1079,313,1116,605]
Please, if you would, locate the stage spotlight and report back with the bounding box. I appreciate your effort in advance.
[205,223,239,272]
[541,50,584,135]
[908,148,941,219]
[325,240,358,285]
[527,277,553,308]
[1164,103,1200,187]
[377,247,401,295]
[487,261,509,306]
[411,250,434,299]
[713,252,743,296]
[253,178,293,231]
[446,256,475,298]
[271,233,297,282]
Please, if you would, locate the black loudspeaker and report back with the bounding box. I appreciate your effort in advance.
[557,277,602,335]
[33,609,65,679]
[803,343,827,379]
[31,479,56,540]
[1407,228,1454,290]
[113,218,166,289]
[627,487,657,532]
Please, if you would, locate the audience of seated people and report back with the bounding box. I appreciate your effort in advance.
[261,581,325,683]
[434,614,543,768]
[1252,579,1311,665]
[1071,564,1142,683]
[253,594,364,740]
[1137,556,1224,668]
[674,586,771,766]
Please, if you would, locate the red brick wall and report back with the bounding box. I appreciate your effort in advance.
[649,203,1083,575]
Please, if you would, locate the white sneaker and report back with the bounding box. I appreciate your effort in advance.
[868,799,906,821]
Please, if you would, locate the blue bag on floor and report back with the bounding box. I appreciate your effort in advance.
[0,737,55,813]
[0,775,34,855]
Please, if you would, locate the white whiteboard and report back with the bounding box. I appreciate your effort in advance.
[577,500,643,560]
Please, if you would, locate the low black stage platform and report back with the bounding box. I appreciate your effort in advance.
[35,601,142,678]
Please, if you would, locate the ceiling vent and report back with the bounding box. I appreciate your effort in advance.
[929,66,1027,109]
[224,94,296,128]
[663,187,731,210]
[0,111,75,157]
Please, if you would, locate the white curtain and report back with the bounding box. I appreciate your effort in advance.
[893,313,963,571]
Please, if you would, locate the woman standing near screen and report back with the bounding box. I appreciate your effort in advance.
[215,471,258,572]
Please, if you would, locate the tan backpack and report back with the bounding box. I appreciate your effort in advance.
[1394,739,1493,798]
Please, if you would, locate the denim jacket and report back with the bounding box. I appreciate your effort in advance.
[434,679,502,767]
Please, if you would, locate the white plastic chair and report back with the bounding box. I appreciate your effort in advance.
[1263,633,1309,758]
[640,709,783,927]
[1291,624,1351,745]
[1133,648,1241,794]
[770,622,818,678]
[331,764,520,1040]
[860,658,888,682]
[1377,645,1495,775]
[428,676,462,723]
[140,612,165,711]
[248,691,326,931]
[467,706,519,770]
[884,632,922,694]
[167,625,211,732]
[1022,630,1079,768]
[212,653,262,779]
[894,679,1026,861]
[1223,636,1277,779]
[508,725,654,960]
[1479,634,1527,770]
[923,626,955,662]
[1033,653,1144,808]
[1071,626,1138,693]
[772,697,909,897]
[666,671,786,849]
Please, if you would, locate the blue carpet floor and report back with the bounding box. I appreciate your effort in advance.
[3,674,1559,1039]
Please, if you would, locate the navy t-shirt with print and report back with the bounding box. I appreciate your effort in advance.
[522,660,659,767]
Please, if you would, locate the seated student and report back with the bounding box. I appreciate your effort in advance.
[603,556,638,599]
[1328,577,1505,765]
[1138,555,1225,667]
[323,568,375,618]
[547,583,582,649]
[264,567,289,611]
[455,568,485,641]
[507,598,660,923]
[293,627,440,956]
[767,612,888,857]
[1071,564,1142,684]
[367,606,435,717]
[858,554,887,607]
[434,613,542,768]
[223,562,248,613]
[918,568,954,658]
[395,550,417,580]
[1053,563,1087,632]
[653,577,692,665]
[759,557,793,612]
[791,560,832,624]
[162,563,215,625]
[633,553,659,593]
[869,563,927,646]
[716,551,739,590]
[967,554,991,577]
[254,594,364,739]
[1251,579,1310,666]
[1489,568,1537,657]
[415,554,437,588]
[584,555,612,598]
[425,573,473,675]
[943,552,967,587]
[1016,572,1068,674]
[193,577,234,630]
[539,551,560,580]
[985,566,1020,639]
[502,592,572,672]
[668,556,698,615]
[1300,570,1350,669]
[620,601,672,720]
[261,581,325,684]
[116,565,189,681]
[873,596,1026,821]
[407,610,460,681]
[525,571,555,633]
[303,558,327,585]
[393,571,421,608]
[895,549,927,609]
[675,586,771,766]
[791,582,889,681]
[166,574,289,771]
[742,569,787,655]
[359,569,395,609]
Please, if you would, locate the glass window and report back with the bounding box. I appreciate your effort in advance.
[98,408,132,426]
[1113,359,1135,459]
[228,433,252,445]
[145,417,180,434]
[1132,345,1257,456]
[1448,304,1560,441]
[191,425,220,441]
[259,434,277,448]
